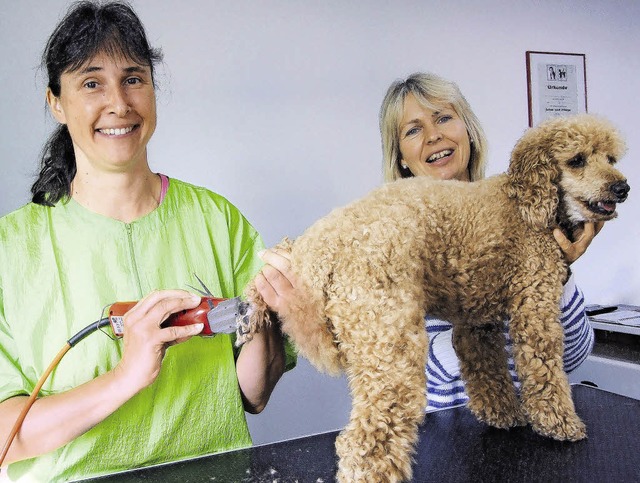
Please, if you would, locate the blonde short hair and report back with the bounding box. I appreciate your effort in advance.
[379,72,487,182]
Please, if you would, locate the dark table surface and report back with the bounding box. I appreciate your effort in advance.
[83,385,640,482]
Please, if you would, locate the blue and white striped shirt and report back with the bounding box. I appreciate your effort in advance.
[425,275,594,410]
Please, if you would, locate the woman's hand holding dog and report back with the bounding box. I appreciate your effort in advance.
[553,221,605,265]
[255,248,299,314]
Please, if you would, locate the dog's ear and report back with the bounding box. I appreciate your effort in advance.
[506,127,561,228]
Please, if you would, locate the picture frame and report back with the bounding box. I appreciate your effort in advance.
[526,51,587,127]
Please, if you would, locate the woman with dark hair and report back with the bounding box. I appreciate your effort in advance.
[0,2,295,480]
[31,0,165,206]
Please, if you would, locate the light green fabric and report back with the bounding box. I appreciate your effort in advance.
[0,178,295,482]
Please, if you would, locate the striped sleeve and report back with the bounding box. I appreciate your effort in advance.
[425,317,469,410]
[558,274,594,372]
[423,275,593,411]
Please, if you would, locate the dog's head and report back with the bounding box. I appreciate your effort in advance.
[506,114,629,231]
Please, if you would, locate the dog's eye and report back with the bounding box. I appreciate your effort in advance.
[567,154,586,168]
[607,155,617,164]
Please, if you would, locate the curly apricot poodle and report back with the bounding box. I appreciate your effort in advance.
[239,114,630,483]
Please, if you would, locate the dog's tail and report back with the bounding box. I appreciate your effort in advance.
[241,237,344,375]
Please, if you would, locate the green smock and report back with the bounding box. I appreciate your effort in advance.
[0,178,295,482]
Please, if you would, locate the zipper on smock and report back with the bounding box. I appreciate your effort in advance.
[125,223,143,297]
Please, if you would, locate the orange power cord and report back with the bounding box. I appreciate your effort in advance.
[0,317,109,470]
[0,343,70,467]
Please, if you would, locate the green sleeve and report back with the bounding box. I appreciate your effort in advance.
[0,246,31,403]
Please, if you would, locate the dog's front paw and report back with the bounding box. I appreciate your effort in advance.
[470,403,528,429]
[466,388,527,429]
[530,409,586,441]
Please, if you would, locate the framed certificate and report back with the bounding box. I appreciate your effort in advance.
[526,51,587,127]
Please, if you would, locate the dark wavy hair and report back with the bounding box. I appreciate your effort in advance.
[32,1,163,206]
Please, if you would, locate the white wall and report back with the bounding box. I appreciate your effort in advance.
[1,0,639,444]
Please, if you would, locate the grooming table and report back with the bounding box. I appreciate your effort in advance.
[80,385,640,482]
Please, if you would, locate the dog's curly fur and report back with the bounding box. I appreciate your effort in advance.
[241,114,630,482]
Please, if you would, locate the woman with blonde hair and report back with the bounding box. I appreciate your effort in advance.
[378,72,599,410]
[380,72,487,183]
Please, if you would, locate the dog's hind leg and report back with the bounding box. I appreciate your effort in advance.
[453,323,526,428]
[509,290,586,441]
[237,238,297,345]
[334,300,427,483]
[242,271,344,375]
[238,237,343,373]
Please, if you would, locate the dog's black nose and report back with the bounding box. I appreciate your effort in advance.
[611,180,630,201]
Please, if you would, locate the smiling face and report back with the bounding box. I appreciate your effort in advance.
[398,93,471,181]
[47,51,157,174]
